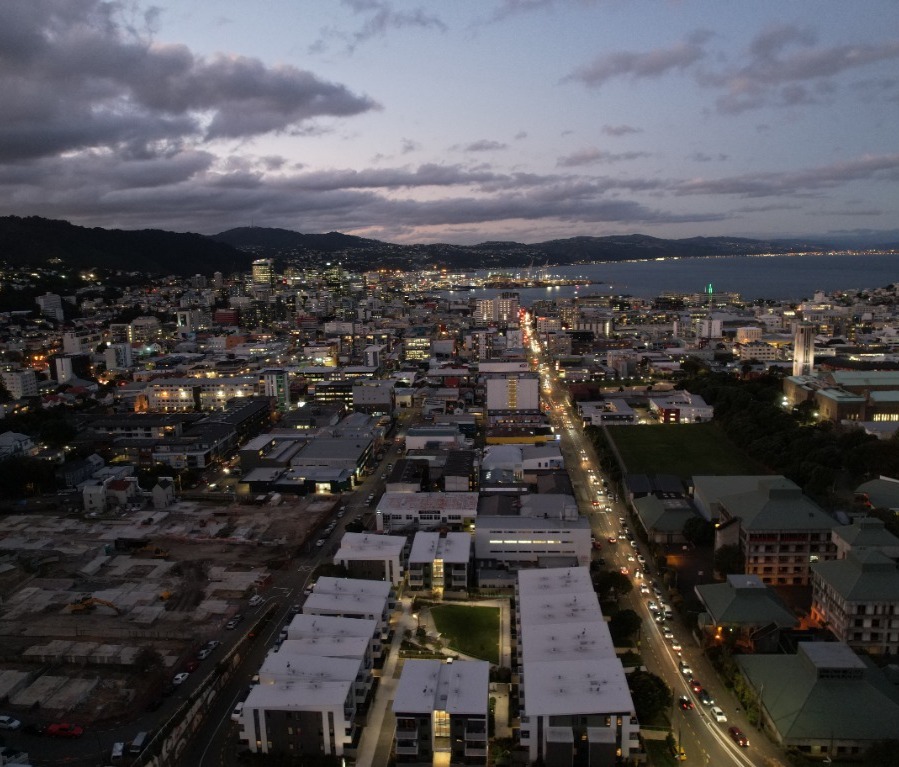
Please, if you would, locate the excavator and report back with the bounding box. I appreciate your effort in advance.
[67,595,121,615]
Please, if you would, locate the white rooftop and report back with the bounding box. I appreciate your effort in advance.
[524,658,634,716]
[250,653,362,709]
[335,532,406,558]
[408,532,472,564]
[393,659,489,716]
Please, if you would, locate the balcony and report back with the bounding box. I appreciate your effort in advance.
[396,724,419,739]
[465,744,488,757]
[395,742,420,756]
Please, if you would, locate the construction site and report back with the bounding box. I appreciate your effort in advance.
[0,496,335,723]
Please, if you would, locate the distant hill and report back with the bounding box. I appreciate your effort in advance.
[0,216,243,275]
[214,226,834,270]
[1,215,888,275]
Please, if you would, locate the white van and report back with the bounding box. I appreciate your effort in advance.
[110,742,125,761]
[129,731,149,755]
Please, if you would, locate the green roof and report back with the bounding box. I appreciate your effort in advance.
[737,644,899,743]
[811,550,899,601]
[719,479,834,532]
[695,575,797,628]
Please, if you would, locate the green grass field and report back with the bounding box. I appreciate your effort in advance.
[606,422,767,480]
[430,604,500,664]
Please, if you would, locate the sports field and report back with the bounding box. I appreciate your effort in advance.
[606,422,767,480]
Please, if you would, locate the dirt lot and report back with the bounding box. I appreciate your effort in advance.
[0,495,337,723]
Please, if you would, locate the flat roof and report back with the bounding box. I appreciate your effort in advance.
[286,613,377,641]
[335,532,406,558]
[393,659,489,716]
[249,653,362,709]
[524,658,635,716]
[377,492,479,513]
[407,531,471,564]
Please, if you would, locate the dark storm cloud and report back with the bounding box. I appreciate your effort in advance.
[0,0,378,160]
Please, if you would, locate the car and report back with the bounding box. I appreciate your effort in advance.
[647,601,658,612]
[197,647,214,660]
[231,702,245,722]
[249,595,264,607]
[654,613,667,624]
[380,473,387,480]
[689,678,702,693]
[172,672,190,685]
[204,640,220,650]
[636,554,646,564]
[336,509,346,518]
[670,640,682,652]
[677,696,693,710]
[711,706,728,723]
[225,614,244,630]
[47,723,84,738]
[662,626,674,638]
[618,516,626,524]
[633,569,643,580]
[679,661,693,676]
[619,566,629,575]
[698,689,714,706]
[607,537,617,544]
[629,539,637,548]
[729,726,749,747]
[639,584,650,594]
[315,538,326,547]
[0,715,21,730]
[626,554,635,562]
[183,659,199,673]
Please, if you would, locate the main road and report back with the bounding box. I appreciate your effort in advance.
[525,317,786,767]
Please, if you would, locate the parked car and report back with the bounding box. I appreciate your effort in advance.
[315,538,326,547]
[196,647,214,660]
[47,723,84,738]
[172,672,190,685]
[231,702,245,722]
[689,678,702,693]
[711,706,728,723]
[0,715,21,730]
[226,614,244,630]
[679,661,693,676]
[249,594,264,607]
[183,660,199,673]
[204,640,220,650]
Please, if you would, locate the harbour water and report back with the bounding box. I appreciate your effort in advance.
[439,252,899,305]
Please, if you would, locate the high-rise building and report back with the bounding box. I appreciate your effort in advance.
[35,293,64,322]
[793,323,815,376]
[261,369,291,412]
[251,258,276,290]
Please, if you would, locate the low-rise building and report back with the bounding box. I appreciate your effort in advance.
[393,659,489,766]
[375,492,479,533]
[475,515,592,569]
[333,532,408,586]
[810,550,899,655]
[517,567,640,766]
[407,532,472,594]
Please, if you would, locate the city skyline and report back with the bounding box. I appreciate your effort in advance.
[1,1,898,245]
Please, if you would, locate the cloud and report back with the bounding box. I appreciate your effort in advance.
[314,0,447,53]
[702,24,899,114]
[557,148,649,167]
[0,0,378,161]
[602,124,641,137]
[675,153,899,198]
[401,138,422,154]
[565,32,710,89]
[689,152,729,163]
[461,140,509,152]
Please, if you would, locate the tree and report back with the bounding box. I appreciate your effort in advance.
[609,609,642,644]
[593,570,633,600]
[714,544,745,576]
[682,516,715,547]
[628,670,672,722]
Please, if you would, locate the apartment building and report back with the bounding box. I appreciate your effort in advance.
[407,532,472,593]
[393,659,489,766]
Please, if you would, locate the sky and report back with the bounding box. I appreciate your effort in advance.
[1,0,898,245]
